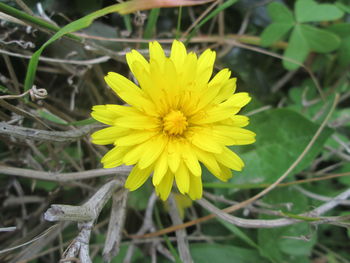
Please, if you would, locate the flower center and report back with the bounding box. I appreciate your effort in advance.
[163,110,188,135]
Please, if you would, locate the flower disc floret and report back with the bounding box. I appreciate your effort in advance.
[91,40,256,201]
[163,110,188,135]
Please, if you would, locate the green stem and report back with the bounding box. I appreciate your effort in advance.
[280,212,321,222]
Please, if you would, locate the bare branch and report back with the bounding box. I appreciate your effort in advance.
[0,122,99,142]
[0,226,16,232]
[0,165,131,182]
[196,187,350,229]
[44,179,122,222]
[168,195,193,263]
[103,188,128,262]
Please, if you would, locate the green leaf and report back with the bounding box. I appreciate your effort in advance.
[258,188,316,262]
[94,244,144,263]
[338,37,350,66]
[267,2,294,23]
[218,220,277,263]
[295,0,344,23]
[328,23,350,38]
[228,109,333,186]
[260,23,293,47]
[283,25,309,71]
[259,222,315,262]
[327,23,350,66]
[189,244,268,263]
[300,24,341,53]
[336,1,350,14]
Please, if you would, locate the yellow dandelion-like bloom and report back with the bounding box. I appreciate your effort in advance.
[91,40,256,201]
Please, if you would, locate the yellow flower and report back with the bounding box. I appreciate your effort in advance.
[91,40,256,201]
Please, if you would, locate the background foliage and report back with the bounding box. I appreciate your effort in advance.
[0,0,349,262]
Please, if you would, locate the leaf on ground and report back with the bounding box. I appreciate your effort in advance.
[189,243,268,263]
[267,2,294,23]
[295,0,344,23]
[260,23,293,47]
[300,24,341,53]
[258,188,316,262]
[229,109,333,186]
[283,25,309,70]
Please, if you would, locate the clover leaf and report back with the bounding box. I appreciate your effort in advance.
[261,0,344,70]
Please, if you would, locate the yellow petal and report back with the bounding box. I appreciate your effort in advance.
[195,83,221,112]
[231,115,250,127]
[156,171,174,201]
[149,41,166,69]
[215,147,244,171]
[126,49,149,77]
[179,52,197,88]
[138,135,167,169]
[167,139,182,173]
[170,40,187,72]
[212,163,233,182]
[153,151,168,186]
[132,61,164,110]
[181,141,202,177]
[102,146,130,168]
[192,69,231,111]
[125,165,153,191]
[115,115,160,129]
[187,127,223,153]
[116,130,158,146]
[163,58,179,108]
[123,141,148,165]
[214,78,237,104]
[91,104,123,125]
[220,92,251,108]
[193,147,221,176]
[188,174,202,200]
[196,48,216,85]
[213,126,256,145]
[208,68,231,88]
[190,105,238,125]
[174,162,190,194]
[123,135,166,167]
[104,72,156,113]
[91,126,129,145]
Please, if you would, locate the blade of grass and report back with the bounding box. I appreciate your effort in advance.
[142,8,160,48]
[185,0,238,44]
[176,6,183,39]
[123,14,133,33]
